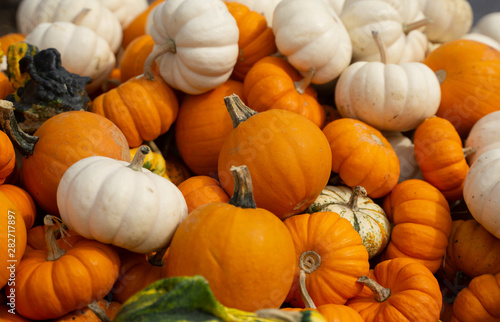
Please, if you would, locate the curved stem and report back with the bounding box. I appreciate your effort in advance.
[72,8,91,25]
[44,215,67,261]
[294,67,316,95]
[144,40,176,80]
[0,100,39,156]
[371,30,387,64]
[298,250,321,309]
[463,146,475,158]
[128,145,150,171]
[224,94,258,129]
[347,186,367,212]
[403,17,432,34]
[87,301,111,322]
[357,275,391,302]
[228,165,256,209]
[147,248,168,267]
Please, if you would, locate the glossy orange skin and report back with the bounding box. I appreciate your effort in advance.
[177,175,229,213]
[0,184,36,230]
[243,56,325,128]
[322,118,400,199]
[14,239,120,320]
[0,130,15,185]
[175,79,245,176]
[0,72,14,99]
[0,33,25,55]
[423,39,500,138]
[225,1,277,81]
[382,179,452,274]
[91,74,178,148]
[120,34,156,82]
[165,202,296,312]
[347,258,442,322]
[218,109,332,219]
[284,212,369,307]
[21,111,130,216]
[121,0,164,50]
[414,116,469,201]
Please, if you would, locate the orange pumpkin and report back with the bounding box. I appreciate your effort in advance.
[0,102,130,216]
[0,304,30,321]
[178,175,229,213]
[413,116,470,201]
[0,129,15,185]
[122,0,164,49]
[0,184,36,231]
[423,39,500,138]
[26,225,83,251]
[53,299,121,321]
[382,179,452,274]
[283,211,370,307]
[120,34,156,82]
[0,72,14,99]
[322,118,400,199]
[451,272,500,321]
[243,56,325,128]
[224,1,277,81]
[166,165,296,312]
[217,95,332,219]
[347,258,442,322]
[0,33,25,55]
[175,79,245,176]
[91,73,178,148]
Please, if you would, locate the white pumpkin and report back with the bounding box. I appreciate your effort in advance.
[460,33,500,51]
[25,22,116,94]
[422,0,473,43]
[99,0,148,29]
[472,12,500,45]
[382,131,423,183]
[463,149,500,239]
[272,0,352,84]
[340,0,428,64]
[16,0,122,53]
[57,146,188,254]
[465,111,500,166]
[320,0,345,15]
[145,0,239,95]
[306,185,391,258]
[224,0,282,26]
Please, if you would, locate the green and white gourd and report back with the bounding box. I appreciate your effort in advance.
[306,185,391,258]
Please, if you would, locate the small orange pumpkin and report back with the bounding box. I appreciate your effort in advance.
[122,0,164,50]
[0,184,36,231]
[53,299,121,321]
[0,130,15,185]
[178,175,229,213]
[120,34,156,82]
[0,33,25,55]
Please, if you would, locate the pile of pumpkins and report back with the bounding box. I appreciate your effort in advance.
[1,0,500,321]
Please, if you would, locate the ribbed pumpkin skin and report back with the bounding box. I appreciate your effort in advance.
[451,273,500,322]
[414,116,469,201]
[91,74,178,148]
[175,80,245,176]
[243,56,326,128]
[322,118,400,199]
[21,111,130,216]
[0,130,15,185]
[225,1,277,81]
[165,202,296,312]
[423,39,500,138]
[382,179,452,274]
[347,258,442,322]
[178,175,229,213]
[120,34,156,82]
[0,184,36,231]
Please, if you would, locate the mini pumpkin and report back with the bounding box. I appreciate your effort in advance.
[178,175,230,214]
[0,130,15,185]
[465,110,500,166]
[121,0,164,49]
[119,34,156,82]
[422,0,473,43]
[0,185,36,231]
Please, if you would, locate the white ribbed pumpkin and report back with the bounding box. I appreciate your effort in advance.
[463,149,500,239]
[472,12,500,45]
[306,185,391,258]
[272,0,352,84]
[460,33,500,51]
[465,111,500,166]
[99,0,148,29]
[383,131,423,183]
[321,0,345,14]
[422,0,473,43]
[57,146,188,254]
[16,0,122,53]
[145,0,239,95]
[25,22,115,94]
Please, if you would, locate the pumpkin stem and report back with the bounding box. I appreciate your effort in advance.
[298,250,321,309]
[228,165,257,209]
[144,39,176,81]
[463,146,475,158]
[128,145,150,172]
[294,67,316,95]
[371,30,387,64]
[0,99,39,156]
[72,8,91,25]
[357,275,391,302]
[403,17,432,34]
[148,248,168,266]
[224,94,258,129]
[347,186,367,212]
[44,215,67,261]
[87,301,111,322]
[435,69,446,84]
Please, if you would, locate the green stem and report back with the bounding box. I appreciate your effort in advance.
[87,301,111,322]
[148,248,168,267]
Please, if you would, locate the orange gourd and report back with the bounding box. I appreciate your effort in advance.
[0,33,25,55]
[243,56,326,128]
[224,1,277,81]
[175,79,245,176]
[423,39,500,138]
[283,211,370,307]
[120,34,156,82]
[322,118,400,199]
[347,258,442,322]
[91,73,178,148]
[217,95,332,219]
[382,179,452,273]
[178,175,229,213]
[0,130,15,185]
[122,0,164,49]
[166,165,296,312]
[0,72,14,99]
[0,184,36,231]
[413,116,471,201]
